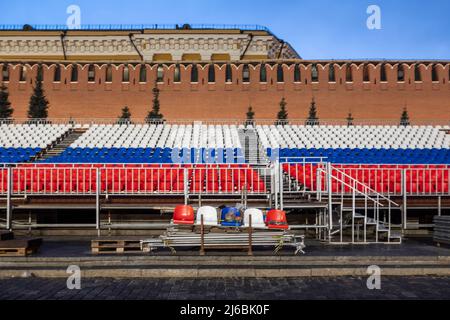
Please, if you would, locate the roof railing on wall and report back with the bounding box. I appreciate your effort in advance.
[0,118,449,126]
[0,24,270,32]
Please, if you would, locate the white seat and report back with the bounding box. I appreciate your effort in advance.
[243,209,266,228]
[195,206,218,226]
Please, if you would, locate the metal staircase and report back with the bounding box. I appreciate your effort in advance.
[238,126,268,164]
[317,165,402,244]
[37,128,87,161]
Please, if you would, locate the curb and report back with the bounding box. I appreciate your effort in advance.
[1,266,450,278]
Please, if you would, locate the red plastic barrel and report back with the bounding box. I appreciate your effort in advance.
[266,210,288,230]
[173,205,195,225]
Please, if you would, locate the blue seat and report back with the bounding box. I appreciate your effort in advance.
[220,207,242,227]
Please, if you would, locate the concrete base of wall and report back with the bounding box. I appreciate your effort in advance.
[1,255,449,278]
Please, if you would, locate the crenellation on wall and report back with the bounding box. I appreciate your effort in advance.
[0,60,449,120]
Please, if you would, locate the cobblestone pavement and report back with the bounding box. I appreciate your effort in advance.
[0,276,449,300]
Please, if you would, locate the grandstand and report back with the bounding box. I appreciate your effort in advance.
[0,120,448,244]
[0,124,71,162]
[0,24,449,245]
[1,122,448,164]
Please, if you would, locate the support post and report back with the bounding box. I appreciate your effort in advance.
[248,214,253,256]
[438,196,441,216]
[279,162,283,210]
[316,168,321,201]
[375,194,379,243]
[184,167,188,205]
[96,168,101,236]
[244,186,248,208]
[327,162,333,239]
[340,203,343,243]
[200,214,205,256]
[274,163,278,209]
[388,196,392,243]
[352,180,355,243]
[6,167,12,230]
[402,169,407,230]
[364,187,367,243]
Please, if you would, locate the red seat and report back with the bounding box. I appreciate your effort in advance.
[221,181,234,193]
[158,181,172,192]
[266,210,289,230]
[140,181,155,192]
[173,205,195,225]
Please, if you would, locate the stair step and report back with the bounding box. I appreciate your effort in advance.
[34,128,87,162]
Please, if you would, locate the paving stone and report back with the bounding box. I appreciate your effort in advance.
[1,276,450,299]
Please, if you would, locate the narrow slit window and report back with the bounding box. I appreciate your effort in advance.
[328,64,335,82]
[380,64,387,82]
[70,65,78,82]
[106,65,113,83]
[397,65,405,82]
[139,65,147,82]
[277,64,284,82]
[53,65,61,82]
[432,65,439,82]
[88,65,95,82]
[260,64,267,83]
[19,65,27,82]
[294,64,301,82]
[345,64,353,82]
[414,65,422,82]
[311,64,319,83]
[363,65,370,82]
[208,64,215,83]
[36,65,43,82]
[191,64,198,83]
[174,64,181,83]
[225,64,232,83]
[122,65,130,82]
[157,65,164,83]
[1,64,9,82]
[242,64,250,83]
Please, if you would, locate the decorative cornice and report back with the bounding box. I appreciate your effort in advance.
[0,33,300,62]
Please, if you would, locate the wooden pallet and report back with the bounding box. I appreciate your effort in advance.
[0,238,42,257]
[91,239,143,254]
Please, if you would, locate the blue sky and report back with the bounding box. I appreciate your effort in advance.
[0,0,449,60]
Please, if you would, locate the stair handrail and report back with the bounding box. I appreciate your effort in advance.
[317,167,385,207]
[257,136,270,164]
[328,166,399,207]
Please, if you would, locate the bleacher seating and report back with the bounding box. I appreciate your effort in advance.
[0,124,70,163]
[44,124,245,163]
[0,123,448,164]
[0,122,448,196]
[258,125,450,164]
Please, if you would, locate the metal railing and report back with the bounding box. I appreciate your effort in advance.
[281,158,326,193]
[0,24,270,32]
[0,118,449,126]
[1,164,271,196]
[282,163,450,196]
[1,162,449,197]
[317,164,399,243]
[329,166,400,206]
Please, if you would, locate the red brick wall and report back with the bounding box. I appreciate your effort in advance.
[2,62,449,121]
